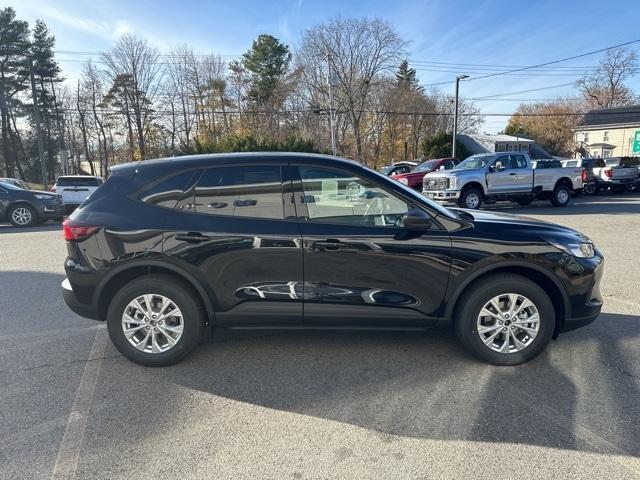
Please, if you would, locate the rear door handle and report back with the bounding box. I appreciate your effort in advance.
[175,232,210,243]
[509,172,517,176]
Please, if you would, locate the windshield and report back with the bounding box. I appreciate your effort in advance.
[367,165,457,219]
[0,180,21,191]
[380,166,394,175]
[414,160,440,173]
[455,154,494,170]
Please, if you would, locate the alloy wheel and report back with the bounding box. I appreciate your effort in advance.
[476,293,540,354]
[11,207,32,226]
[121,294,184,354]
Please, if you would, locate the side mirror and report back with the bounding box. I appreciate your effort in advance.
[488,165,495,173]
[403,208,432,231]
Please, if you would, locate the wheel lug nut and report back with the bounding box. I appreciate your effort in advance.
[498,321,503,325]
[146,326,150,330]
[502,327,507,331]
[154,327,158,331]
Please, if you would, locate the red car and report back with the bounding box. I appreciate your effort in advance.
[391,158,459,190]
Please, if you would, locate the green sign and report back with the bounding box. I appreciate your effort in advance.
[633,130,640,155]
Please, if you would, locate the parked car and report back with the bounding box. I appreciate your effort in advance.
[61,152,603,367]
[602,157,640,192]
[379,161,417,176]
[52,175,103,213]
[391,158,459,190]
[561,158,602,195]
[0,180,64,227]
[423,153,583,209]
[0,177,28,190]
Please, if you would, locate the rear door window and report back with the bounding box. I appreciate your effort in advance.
[193,165,284,219]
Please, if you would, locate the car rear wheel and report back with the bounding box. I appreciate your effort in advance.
[458,187,483,209]
[107,274,205,367]
[551,184,571,207]
[454,274,555,365]
[8,204,37,227]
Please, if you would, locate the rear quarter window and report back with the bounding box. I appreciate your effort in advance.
[138,170,201,209]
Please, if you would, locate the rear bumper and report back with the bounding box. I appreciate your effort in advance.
[62,278,101,320]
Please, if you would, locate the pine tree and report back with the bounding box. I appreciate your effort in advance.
[395,59,423,93]
[242,34,291,106]
[0,7,30,177]
[30,19,61,179]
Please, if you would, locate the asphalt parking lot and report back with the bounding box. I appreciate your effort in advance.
[1,194,640,480]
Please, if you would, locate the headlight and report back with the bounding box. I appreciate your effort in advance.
[547,238,595,258]
[448,177,457,189]
[34,194,53,200]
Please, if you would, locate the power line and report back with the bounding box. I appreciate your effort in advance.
[471,82,578,99]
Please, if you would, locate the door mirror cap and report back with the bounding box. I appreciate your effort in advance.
[404,208,432,231]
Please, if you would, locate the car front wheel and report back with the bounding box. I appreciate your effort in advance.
[107,274,205,366]
[8,204,37,227]
[454,274,555,365]
[458,187,483,209]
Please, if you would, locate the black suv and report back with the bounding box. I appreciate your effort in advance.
[0,180,64,227]
[61,153,604,366]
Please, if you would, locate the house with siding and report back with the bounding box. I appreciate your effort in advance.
[574,105,640,158]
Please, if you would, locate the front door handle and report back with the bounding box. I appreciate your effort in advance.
[315,239,343,251]
[175,232,210,243]
[509,172,517,176]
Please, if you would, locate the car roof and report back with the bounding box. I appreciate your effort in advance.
[56,175,101,179]
[113,152,364,176]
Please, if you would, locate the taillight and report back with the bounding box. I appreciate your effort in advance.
[62,219,100,241]
[604,168,613,178]
[581,168,587,183]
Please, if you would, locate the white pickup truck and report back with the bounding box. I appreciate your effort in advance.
[423,153,583,209]
[52,175,103,213]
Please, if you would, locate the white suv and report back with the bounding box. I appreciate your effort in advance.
[52,176,103,212]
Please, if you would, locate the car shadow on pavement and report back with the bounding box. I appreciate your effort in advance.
[491,193,640,216]
[0,221,62,234]
[141,312,640,458]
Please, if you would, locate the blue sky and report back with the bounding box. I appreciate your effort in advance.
[6,0,640,132]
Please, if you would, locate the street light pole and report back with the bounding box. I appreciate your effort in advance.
[326,53,337,156]
[452,74,469,159]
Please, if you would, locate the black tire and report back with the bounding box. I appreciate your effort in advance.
[551,184,571,207]
[611,185,625,194]
[8,204,38,227]
[516,197,533,206]
[458,186,483,209]
[454,274,555,366]
[107,274,205,367]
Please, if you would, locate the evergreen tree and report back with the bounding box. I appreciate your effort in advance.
[30,19,62,180]
[0,7,30,177]
[242,34,291,106]
[395,59,423,93]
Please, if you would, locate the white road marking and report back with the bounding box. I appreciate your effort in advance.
[50,326,108,480]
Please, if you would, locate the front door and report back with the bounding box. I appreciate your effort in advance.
[292,164,452,327]
[162,163,304,326]
[486,154,531,194]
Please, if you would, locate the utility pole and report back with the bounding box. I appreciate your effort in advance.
[326,53,337,156]
[452,74,469,159]
[28,55,48,189]
[50,77,68,176]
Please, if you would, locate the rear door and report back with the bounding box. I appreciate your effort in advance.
[162,162,304,327]
[292,163,451,327]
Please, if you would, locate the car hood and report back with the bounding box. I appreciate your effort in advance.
[426,168,483,178]
[450,208,591,242]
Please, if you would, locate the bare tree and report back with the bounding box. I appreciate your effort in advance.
[579,47,638,109]
[299,17,407,161]
[102,34,163,159]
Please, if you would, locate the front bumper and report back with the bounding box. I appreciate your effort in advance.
[423,190,461,202]
[560,253,604,332]
[62,278,101,320]
[37,202,65,219]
